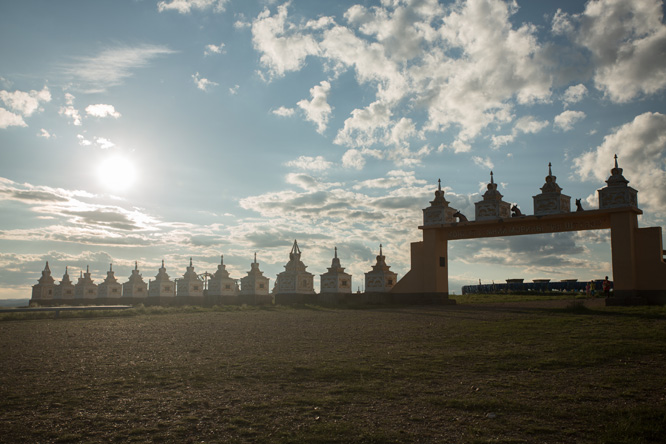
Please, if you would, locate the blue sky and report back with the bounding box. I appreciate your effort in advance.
[1,0,665,299]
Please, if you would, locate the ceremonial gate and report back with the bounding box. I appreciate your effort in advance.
[392,158,666,306]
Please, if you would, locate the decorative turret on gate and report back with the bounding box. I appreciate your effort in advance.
[423,179,458,226]
[474,171,511,221]
[533,163,571,215]
[598,155,638,209]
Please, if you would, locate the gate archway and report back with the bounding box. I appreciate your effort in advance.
[392,158,666,305]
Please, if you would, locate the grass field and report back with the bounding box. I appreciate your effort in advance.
[1,297,665,443]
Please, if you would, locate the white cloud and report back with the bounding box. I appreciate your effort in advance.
[562,84,588,107]
[472,156,494,170]
[38,129,52,139]
[572,112,666,215]
[319,20,406,104]
[554,110,586,131]
[552,8,574,35]
[85,104,121,119]
[272,106,295,117]
[387,143,431,167]
[491,115,549,148]
[334,101,391,148]
[386,117,417,148]
[192,72,218,91]
[204,42,226,56]
[0,86,51,117]
[59,104,82,126]
[342,148,365,170]
[158,0,229,14]
[250,0,552,158]
[60,94,82,125]
[514,115,549,134]
[558,0,666,102]
[285,173,319,190]
[65,45,175,92]
[251,3,320,78]
[0,108,26,129]
[424,0,550,139]
[285,173,340,191]
[77,134,92,146]
[229,85,239,95]
[286,155,332,172]
[450,139,471,154]
[353,170,426,190]
[491,134,515,148]
[95,137,115,150]
[297,80,332,134]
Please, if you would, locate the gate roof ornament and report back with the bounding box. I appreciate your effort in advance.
[533,162,571,215]
[598,155,638,209]
[475,171,511,220]
[423,178,458,226]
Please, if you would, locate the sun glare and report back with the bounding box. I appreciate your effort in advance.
[97,155,137,192]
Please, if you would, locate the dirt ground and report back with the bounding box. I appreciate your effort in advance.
[1,300,664,443]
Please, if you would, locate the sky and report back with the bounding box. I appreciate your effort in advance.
[1,0,665,300]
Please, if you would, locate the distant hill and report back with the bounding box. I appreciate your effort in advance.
[0,299,30,308]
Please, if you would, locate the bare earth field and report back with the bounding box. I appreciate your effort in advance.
[1,299,665,443]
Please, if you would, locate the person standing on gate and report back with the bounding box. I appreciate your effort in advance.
[590,280,596,297]
[602,276,611,297]
[586,281,591,298]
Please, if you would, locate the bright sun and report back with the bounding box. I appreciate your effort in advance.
[97,156,137,192]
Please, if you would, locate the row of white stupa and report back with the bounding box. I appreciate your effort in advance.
[31,241,397,301]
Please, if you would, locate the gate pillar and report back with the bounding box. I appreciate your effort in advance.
[422,228,449,296]
[609,211,639,299]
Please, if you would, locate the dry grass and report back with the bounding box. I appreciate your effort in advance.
[1,300,665,443]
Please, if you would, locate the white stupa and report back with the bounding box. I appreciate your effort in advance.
[176,258,204,298]
[54,266,74,299]
[149,260,175,298]
[240,253,270,296]
[32,261,55,301]
[123,261,148,299]
[320,247,352,294]
[98,264,122,299]
[208,255,238,297]
[364,245,398,293]
[75,265,98,299]
[274,240,315,295]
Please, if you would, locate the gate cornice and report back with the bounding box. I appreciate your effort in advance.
[419,207,642,241]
